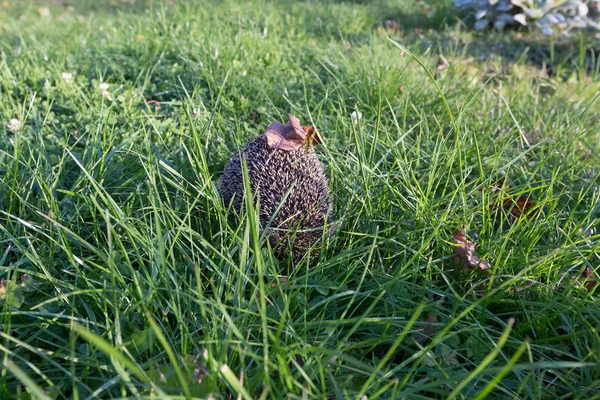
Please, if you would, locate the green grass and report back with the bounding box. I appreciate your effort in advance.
[1,0,599,398]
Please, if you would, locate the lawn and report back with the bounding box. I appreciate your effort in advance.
[0,0,599,398]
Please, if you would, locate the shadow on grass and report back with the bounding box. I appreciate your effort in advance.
[376,3,600,77]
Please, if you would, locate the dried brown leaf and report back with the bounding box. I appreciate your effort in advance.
[452,230,491,270]
[436,55,450,71]
[485,179,538,220]
[146,99,161,110]
[264,114,319,151]
[414,314,438,344]
[256,276,288,300]
[489,178,509,193]
[580,266,598,292]
[288,355,305,371]
[506,282,535,295]
[193,360,209,384]
[384,20,399,32]
[503,194,537,219]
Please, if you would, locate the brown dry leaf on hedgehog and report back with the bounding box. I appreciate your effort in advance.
[264,114,321,151]
[218,113,334,262]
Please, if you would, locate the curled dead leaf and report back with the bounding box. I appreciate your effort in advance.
[193,360,209,384]
[146,99,161,110]
[506,282,535,295]
[288,355,305,371]
[264,114,320,151]
[256,276,288,300]
[437,55,450,71]
[384,20,399,32]
[502,194,537,219]
[413,314,438,344]
[0,279,9,294]
[579,266,598,292]
[485,179,538,220]
[452,230,491,270]
[489,179,509,193]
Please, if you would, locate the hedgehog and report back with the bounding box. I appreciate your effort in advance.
[218,113,334,260]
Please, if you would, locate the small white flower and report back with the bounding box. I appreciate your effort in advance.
[98,82,111,99]
[7,118,21,131]
[38,7,51,18]
[351,110,362,124]
[61,72,73,83]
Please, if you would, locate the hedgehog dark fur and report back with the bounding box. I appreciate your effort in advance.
[218,135,333,259]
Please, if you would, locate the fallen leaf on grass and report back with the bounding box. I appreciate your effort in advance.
[38,7,51,18]
[384,20,399,32]
[146,100,161,110]
[413,314,438,344]
[288,355,305,371]
[255,276,288,300]
[484,179,539,220]
[436,55,450,71]
[0,279,24,308]
[193,359,210,384]
[452,230,491,270]
[506,282,535,295]
[578,266,598,292]
[489,179,508,193]
[147,354,216,391]
[502,194,537,219]
[343,41,352,52]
